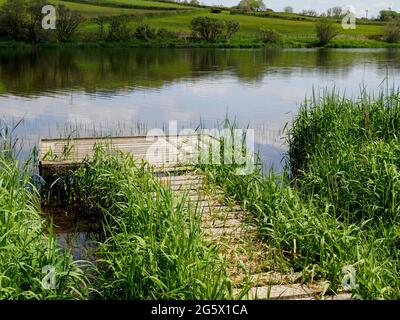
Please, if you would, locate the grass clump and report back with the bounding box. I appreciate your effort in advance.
[200,89,400,299]
[257,28,282,43]
[70,146,232,299]
[383,18,400,43]
[315,18,340,45]
[0,126,88,300]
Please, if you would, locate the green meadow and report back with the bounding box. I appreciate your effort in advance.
[0,0,394,48]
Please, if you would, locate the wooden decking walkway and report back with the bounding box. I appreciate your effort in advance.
[39,135,351,300]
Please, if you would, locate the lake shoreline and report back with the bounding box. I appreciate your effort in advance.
[1,40,400,50]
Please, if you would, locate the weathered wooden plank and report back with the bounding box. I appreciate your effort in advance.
[39,134,217,177]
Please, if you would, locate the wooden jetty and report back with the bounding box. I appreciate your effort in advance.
[39,135,350,300]
[39,134,216,176]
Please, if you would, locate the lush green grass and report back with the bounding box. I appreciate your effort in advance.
[200,90,400,299]
[147,11,383,39]
[51,0,169,17]
[0,124,88,299]
[1,127,232,300]
[63,145,232,299]
[90,0,193,9]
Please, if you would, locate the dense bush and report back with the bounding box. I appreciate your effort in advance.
[0,0,51,43]
[0,0,84,43]
[230,8,248,15]
[190,17,240,42]
[107,16,132,42]
[257,28,282,43]
[210,8,222,14]
[190,17,225,42]
[72,148,231,299]
[134,22,156,41]
[0,0,25,40]
[315,18,339,45]
[379,10,399,22]
[0,125,88,299]
[155,28,178,40]
[55,5,84,42]
[237,0,265,12]
[224,20,240,41]
[383,18,400,43]
[201,89,400,299]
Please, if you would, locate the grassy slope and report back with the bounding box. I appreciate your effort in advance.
[143,11,383,38]
[51,0,179,17]
[0,0,390,46]
[98,0,192,9]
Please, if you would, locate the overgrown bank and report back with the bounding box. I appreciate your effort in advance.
[200,89,400,299]
[69,148,232,299]
[0,132,88,299]
[2,88,400,299]
[0,132,231,299]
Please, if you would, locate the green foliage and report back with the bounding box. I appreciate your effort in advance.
[257,28,282,43]
[190,17,240,42]
[237,0,266,12]
[134,22,156,40]
[155,27,178,40]
[24,0,49,44]
[383,18,400,43]
[0,124,88,299]
[200,89,400,299]
[55,5,84,42]
[190,16,225,41]
[0,0,25,40]
[326,7,344,19]
[379,10,399,22]
[224,19,240,41]
[107,16,132,41]
[210,8,222,14]
[315,18,339,45]
[0,0,50,43]
[71,147,232,299]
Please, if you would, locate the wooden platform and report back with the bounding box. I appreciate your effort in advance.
[39,134,217,177]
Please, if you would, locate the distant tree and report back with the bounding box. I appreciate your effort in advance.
[302,9,318,17]
[134,22,156,41]
[24,0,49,44]
[190,16,225,41]
[383,18,400,42]
[238,0,266,12]
[189,0,199,5]
[315,18,339,45]
[258,28,282,43]
[224,20,239,41]
[210,8,222,14]
[0,0,25,40]
[379,10,399,21]
[283,6,293,14]
[107,16,132,41]
[327,6,343,19]
[95,16,107,40]
[55,5,84,42]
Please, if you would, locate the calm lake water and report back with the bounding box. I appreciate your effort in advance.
[0,48,399,169]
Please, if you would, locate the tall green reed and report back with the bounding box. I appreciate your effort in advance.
[68,145,232,299]
[0,123,89,300]
[200,90,400,299]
